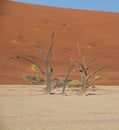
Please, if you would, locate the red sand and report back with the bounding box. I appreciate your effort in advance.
[0,1,119,85]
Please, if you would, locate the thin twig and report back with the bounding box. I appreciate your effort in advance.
[76,43,86,67]
[64,64,75,82]
[87,77,102,88]
[87,55,101,70]
[37,43,48,64]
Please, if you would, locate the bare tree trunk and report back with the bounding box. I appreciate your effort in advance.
[45,67,52,94]
[81,76,87,94]
[62,83,66,94]
[45,73,51,94]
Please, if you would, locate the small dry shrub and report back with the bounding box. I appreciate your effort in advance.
[24,74,46,85]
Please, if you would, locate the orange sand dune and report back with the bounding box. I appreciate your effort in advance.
[0,0,119,85]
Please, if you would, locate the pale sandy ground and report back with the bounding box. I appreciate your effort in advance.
[0,85,119,130]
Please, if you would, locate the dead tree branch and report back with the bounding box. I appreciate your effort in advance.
[8,56,45,75]
[62,64,75,94]
[86,55,101,70]
[77,43,86,67]
[87,65,110,80]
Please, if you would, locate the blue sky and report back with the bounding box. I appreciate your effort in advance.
[12,0,119,12]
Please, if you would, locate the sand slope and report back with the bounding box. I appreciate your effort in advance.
[0,1,119,84]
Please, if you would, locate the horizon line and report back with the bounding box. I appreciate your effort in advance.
[11,0,119,13]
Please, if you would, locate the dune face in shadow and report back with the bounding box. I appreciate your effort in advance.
[0,0,11,33]
[0,1,119,85]
[0,0,9,17]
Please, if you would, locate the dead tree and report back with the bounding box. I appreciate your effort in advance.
[38,32,55,94]
[61,64,74,94]
[8,32,55,94]
[73,44,109,94]
[51,64,74,94]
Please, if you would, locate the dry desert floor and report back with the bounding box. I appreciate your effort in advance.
[0,85,119,130]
